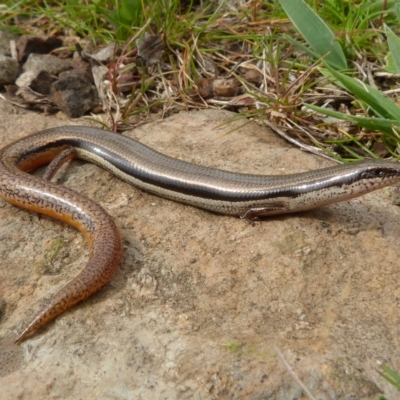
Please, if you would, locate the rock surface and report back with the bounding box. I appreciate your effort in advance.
[0,54,19,86]
[50,76,99,117]
[0,105,399,399]
[0,29,18,56]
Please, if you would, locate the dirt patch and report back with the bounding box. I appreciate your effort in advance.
[0,105,399,399]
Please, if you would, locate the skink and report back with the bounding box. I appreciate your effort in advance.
[1,125,400,342]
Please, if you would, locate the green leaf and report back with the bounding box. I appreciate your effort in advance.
[384,24,400,74]
[118,0,141,23]
[324,67,400,120]
[278,0,347,70]
[384,53,398,74]
[99,0,142,41]
[365,0,398,14]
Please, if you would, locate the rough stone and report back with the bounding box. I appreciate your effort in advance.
[212,78,239,97]
[50,76,99,117]
[0,55,19,86]
[0,29,18,56]
[0,106,399,399]
[22,53,72,75]
[58,68,93,84]
[244,69,264,85]
[16,70,56,95]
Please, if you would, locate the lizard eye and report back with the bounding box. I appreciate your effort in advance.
[361,168,389,180]
[372,169,386,177]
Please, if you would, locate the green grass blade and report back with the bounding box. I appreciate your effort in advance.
[327,135,380,159]
[380,365,400,390]
[325,67,400,120]
[305,103,400,135]
[283,34,321,60]
[365,0,398,14]
[384,24,400,74]
[278,0,347,70]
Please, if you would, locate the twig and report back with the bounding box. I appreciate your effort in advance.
[264,119,340,163]
[272,345,317,400]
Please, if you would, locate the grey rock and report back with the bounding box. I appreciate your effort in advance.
[0,29,18,56]
[0,109,399,399]
[22,53,71,75]
[0,55,19,85]
[50,76,100,117]
[29,70,57,95]
[58,68,93,84]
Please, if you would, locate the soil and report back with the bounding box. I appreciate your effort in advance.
[0,104,399,399]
